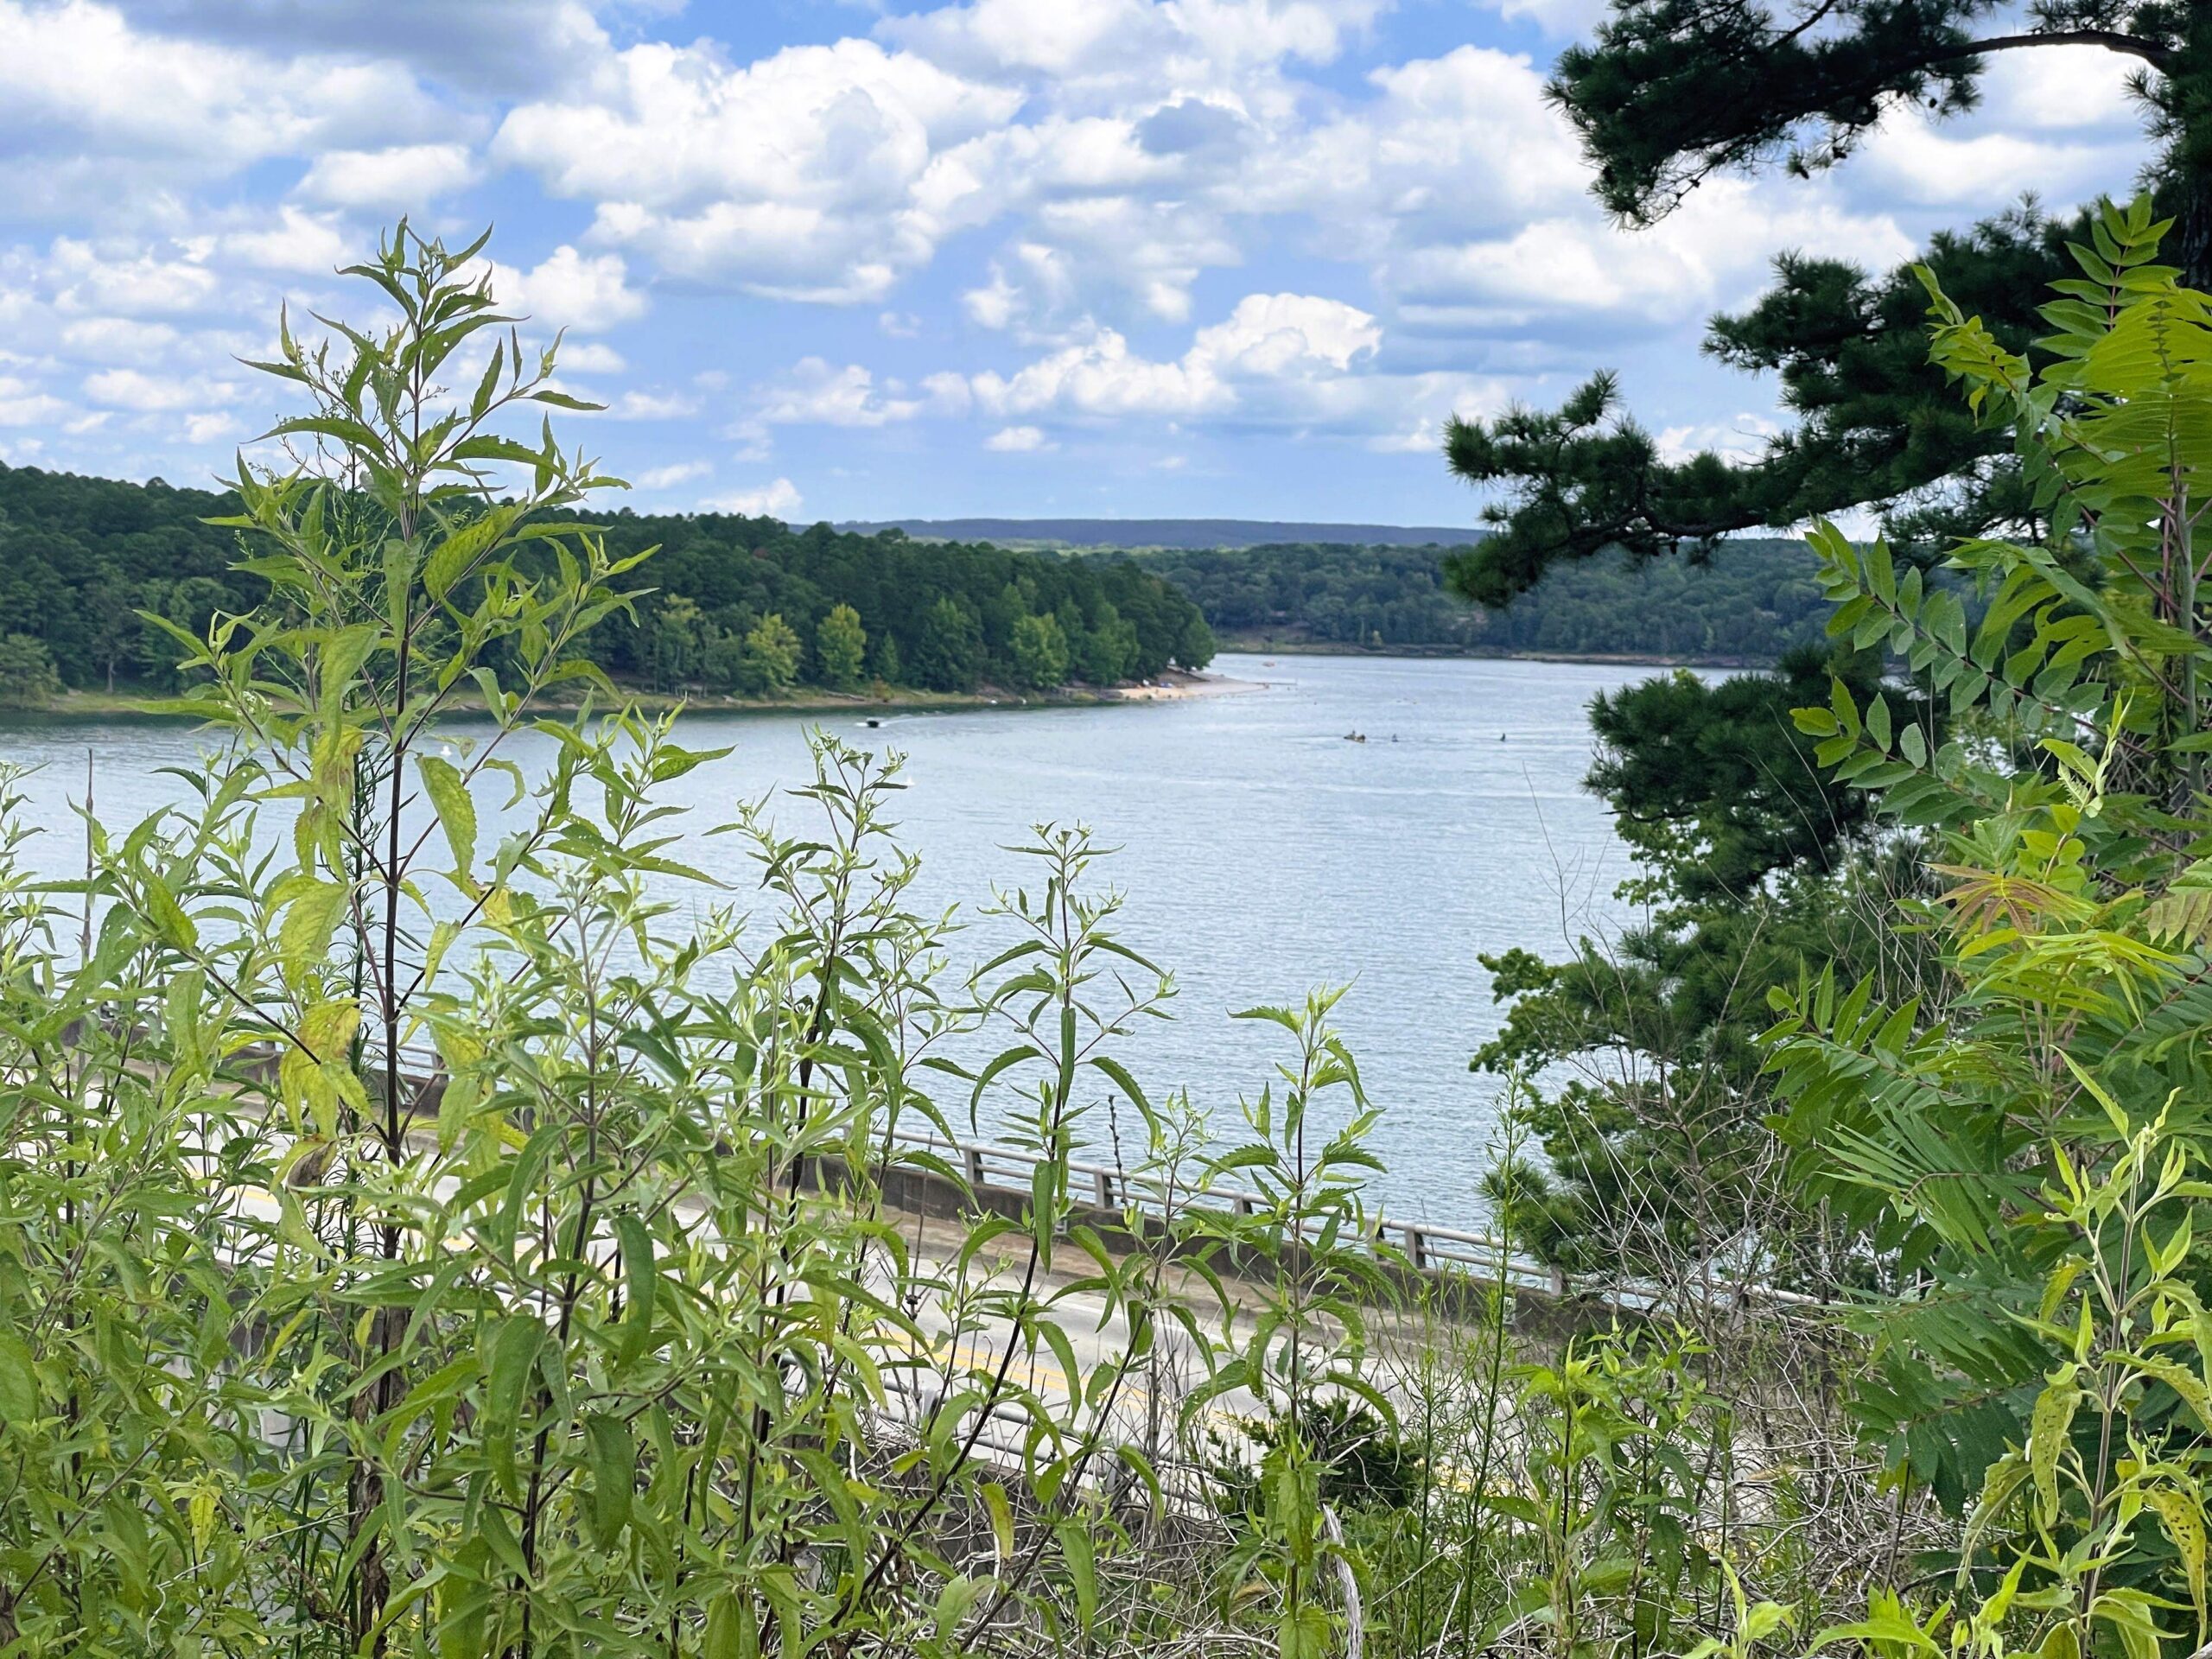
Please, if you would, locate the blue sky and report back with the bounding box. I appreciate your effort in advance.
[0,0,2156,526]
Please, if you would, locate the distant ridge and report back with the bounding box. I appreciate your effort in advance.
[835,517,1478,550]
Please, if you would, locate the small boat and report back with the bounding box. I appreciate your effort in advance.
[864,717,882,728]
[1344,731,1366,743]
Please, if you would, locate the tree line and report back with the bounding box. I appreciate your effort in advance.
[1120,537,1832,660]
[0,461,1214,704]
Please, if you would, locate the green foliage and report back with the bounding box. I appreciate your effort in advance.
[1125,538,1834,659]
[1440,3,2206,610]
[0,219,1216,1658]
[815,601,866,690]
[1007,611,1070,690]
[1550,5,2192,231]
[0,633,60,708]
[742,608,801,692]
[1473,644,1935,1289]
[1185,988,1395,1659]
[1478,1327,1733,1659]
[1764,200,2212,1619]
[912,594,985,691]
[0,467,1211,700]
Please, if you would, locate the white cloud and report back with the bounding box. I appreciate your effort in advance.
[226,206,353,273]
[556,340,626,374]
[1980,42,2140,132]
[0,0,439,206]
[754,358,936,427]
[970,291,1380,418]
[963,266,1021,329]
[1395,182,1916,325]
[1476,0,1610,34]
[85,366,238,410]
[48,238,220,315]
[1655,411,1784,465]
[0,375,71,426]
[604,389,700,420]
[491,245,647,333]
[634,459,712,488]
[297,143,479,208]
[494,37,1021,300]
[1855,111,2137,209]
[706,476,803,518]
[182,410,239,443]
[984,423,1052,451]
[59,315,179,360]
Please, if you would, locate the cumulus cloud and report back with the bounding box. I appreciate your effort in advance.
[753,359,938,428]
[0,0,2164,498]
[603,389,699,420]
[182,410,239,443]
[106,0,614,99]
[0,0,440,208]
[556,340,626,374]
[706,477,803,518]
[0,375,72,426]
[85,366,238,410]
[489,245,647,333]
[1394,181,1916,327]
[47,238,221,315]
[59,315,179,361]
[226,207,353,273]
[970,292,1380,418]
[297,143,478,208]
[493,37,1021,301]
[634,459,713,488]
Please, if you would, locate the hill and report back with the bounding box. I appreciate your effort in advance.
[835,517,1475,550]
[1114,538,1831,662]
[0,465,1213,704]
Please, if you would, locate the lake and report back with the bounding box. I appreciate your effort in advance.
[0,652,1666,1224]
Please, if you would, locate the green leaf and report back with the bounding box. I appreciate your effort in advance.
[703,1593,748,1659]
[2029,1371,2082,1525]
[615,1214,656,1365]
[982,1480,1014,1561]
[279,878,348,985]
[417,754,478,878]
[0,1328,37,1423]
[1059,1517,1097,1630]
[584,1413,635,1548]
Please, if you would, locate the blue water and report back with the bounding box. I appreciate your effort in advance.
[0,652,1666,1221]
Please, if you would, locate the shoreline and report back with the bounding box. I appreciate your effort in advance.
[1214,640,1771,669]
[1108,667,1267,702]
[1,668,1271,725]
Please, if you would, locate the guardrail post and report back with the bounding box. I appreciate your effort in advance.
[1231,1193,1255,1218]
[1404,1227,1427,1272]
[1549,1264,1568,1297]
[1091,1169,1113,1210]
[963,1146,986,1189]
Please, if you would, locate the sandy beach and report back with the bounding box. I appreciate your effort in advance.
[1110,667,1269,702]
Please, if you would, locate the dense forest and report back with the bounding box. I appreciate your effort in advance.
[0,462,1214,704]
[1120,537,1829,660]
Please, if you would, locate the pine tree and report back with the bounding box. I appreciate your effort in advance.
[1444,3,2212,601]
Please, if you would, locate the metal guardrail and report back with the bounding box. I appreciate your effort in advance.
[878,1128,1825,1313]
[270,1039,1821,1317]
[883,1127,1565,1291]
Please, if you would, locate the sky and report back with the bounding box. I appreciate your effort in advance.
[0,0,2160,528]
